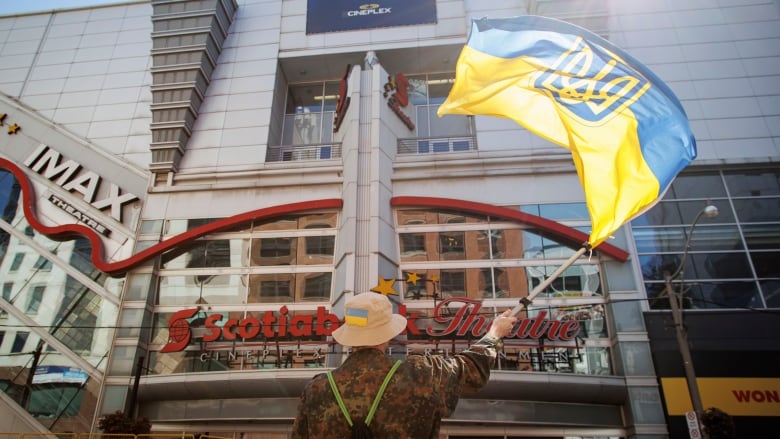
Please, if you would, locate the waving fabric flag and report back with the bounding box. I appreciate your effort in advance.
[438,16,697,248]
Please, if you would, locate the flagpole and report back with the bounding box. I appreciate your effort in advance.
[509,245,589,317]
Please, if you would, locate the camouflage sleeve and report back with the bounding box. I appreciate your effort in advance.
[412,335,500,417]
[291,376,320,439]
[290,392,308,439]
[453,334,500,391]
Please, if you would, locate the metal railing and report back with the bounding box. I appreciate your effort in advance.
[266,143,342,162]
[397,136,476,155]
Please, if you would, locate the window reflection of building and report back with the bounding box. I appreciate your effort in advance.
[302,272,332,301]
[148,206,615,376]
[632,168,780,309]
[0,172,115,432]
[25,285,45,314]
[400,233,426,257]
[396,206,611,376]
[251,274,293,302]
[10,253,23,271]
[439,231,464,259]
[439,270,465,298]
[293,106,316,144]
[406,73,472,139]
[257,237,296,265]
[280,82,339,148]
[150,212,338,374]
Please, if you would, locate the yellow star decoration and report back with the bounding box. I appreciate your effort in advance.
[8,123,20,134]
[371,277,398,296]
[0,113,6,125]
[405,272,421,285]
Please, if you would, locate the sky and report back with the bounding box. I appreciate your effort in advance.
[0,0,127,15]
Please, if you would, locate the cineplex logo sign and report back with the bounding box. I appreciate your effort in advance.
[161,298,581,353]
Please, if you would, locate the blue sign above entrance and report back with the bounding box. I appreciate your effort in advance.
[306,0,437,34]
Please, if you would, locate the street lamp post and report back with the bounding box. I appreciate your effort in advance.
[664,204,718,439]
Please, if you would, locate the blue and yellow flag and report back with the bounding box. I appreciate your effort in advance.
[345,307,369,326]
[438,16,697,248]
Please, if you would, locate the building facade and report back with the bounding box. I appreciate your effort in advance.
[0,0,778,438]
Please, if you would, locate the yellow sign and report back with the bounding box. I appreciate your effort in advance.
[661,377,780,416]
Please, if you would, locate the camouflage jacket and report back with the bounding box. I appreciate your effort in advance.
[290,336,499,438]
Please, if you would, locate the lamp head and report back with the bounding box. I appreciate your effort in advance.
[703,205,719,219]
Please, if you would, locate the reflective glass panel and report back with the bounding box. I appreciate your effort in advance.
[250,237,297,266]
[537,202,589,220]
[669,173,727,198]
[742,223,780,249]
[248,273,295,303]
[732,198,780,222]
[724,169,780,196]
[751,251,780,277]
[760,280,780,307]
[158,274,247,305]
[526,263,602,297]
[161,239,247,269]
[399,232,427,261]
[300,272,332,301]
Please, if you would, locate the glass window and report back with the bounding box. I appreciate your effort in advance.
[116,308,144,338]
[252,237,296,265]
[438,231,464,260]
[303,235,335,261]
[155,212,337,311]
[162,239,244,269]
[249,273,294,303]
[10,253,24,271]
[633,168,780,309]
[301,272,331,301]
[164,218,221,237]
[751,251,780,278]
[724,169,780,196]
[399,233,426,260]
[139,219,164,235]
[527,263,601,297]
[732,198,780,222]
[124,273,153,301]
[33,255,52,270]
[158,274,247,305]
[669,173,727,198]
[761,280,780,307]
[11,332,28,352]
[26,286,45,314]
[251,215,300,231]
[406,73,472,138]
[54,288,103,353]
[282,81,339,146]
[2,282,11,301]
[538,202,590,221]
[439,269,465,297]
[28,384,84,417]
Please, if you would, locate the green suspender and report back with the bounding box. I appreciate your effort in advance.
[326,360,402,427]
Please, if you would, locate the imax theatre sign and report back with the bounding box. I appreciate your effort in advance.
[23,144,139,236]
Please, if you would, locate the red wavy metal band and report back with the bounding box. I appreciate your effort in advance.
[391,196,629,261]
[0,157,344,276]
[1,157,627,277]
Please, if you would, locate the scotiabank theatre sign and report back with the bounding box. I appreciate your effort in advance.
[161,298,580,353]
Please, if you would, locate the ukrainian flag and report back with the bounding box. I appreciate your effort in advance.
[439,16,697,248]
[345,307,369,326]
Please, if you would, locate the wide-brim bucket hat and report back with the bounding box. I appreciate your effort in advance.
[332,292,407,347]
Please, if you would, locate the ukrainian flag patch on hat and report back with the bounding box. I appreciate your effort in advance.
[345,307,369,326]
